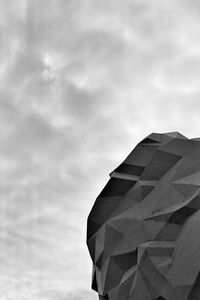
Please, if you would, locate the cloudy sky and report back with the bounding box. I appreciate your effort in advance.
[1,0,200,299]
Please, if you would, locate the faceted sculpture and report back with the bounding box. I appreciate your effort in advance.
[87,132,200,300]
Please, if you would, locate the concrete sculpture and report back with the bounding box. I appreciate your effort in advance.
[87,132,200,300]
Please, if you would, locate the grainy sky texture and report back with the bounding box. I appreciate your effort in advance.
[1,0,200,299]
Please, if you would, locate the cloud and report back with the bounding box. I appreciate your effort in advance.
[30,288,95,300]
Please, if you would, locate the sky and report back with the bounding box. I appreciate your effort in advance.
[1,0,200,299]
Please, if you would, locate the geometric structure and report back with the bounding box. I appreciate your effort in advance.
[87,132,200,300]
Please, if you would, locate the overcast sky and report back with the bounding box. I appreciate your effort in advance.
[1,0,200,299]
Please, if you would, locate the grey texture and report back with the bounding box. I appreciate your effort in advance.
[0,1,200,299]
